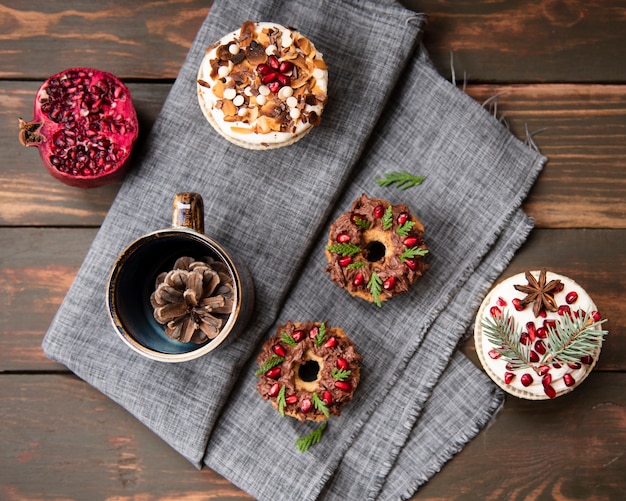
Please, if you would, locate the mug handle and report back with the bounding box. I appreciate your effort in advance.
[172,192,205,234]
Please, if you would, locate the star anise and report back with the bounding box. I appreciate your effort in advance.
[513,268,562,318]
[150,256,234,344]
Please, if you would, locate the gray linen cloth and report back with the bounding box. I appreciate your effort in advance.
[42,0,546,499]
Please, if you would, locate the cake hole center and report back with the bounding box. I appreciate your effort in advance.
[298,360,320,382]
[365,241,386,262]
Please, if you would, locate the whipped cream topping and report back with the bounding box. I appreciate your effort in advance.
[475,270,605,399]
[197,21,328,147]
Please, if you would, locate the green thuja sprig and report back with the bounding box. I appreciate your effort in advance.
[368,272,383,307]
[276,385,287,417]
[375,170,426,190]
[346,261,366,270]
[381,205,393,230]
[326,243,362,256]
[353,216,370,230]
[332,368,351,381]
[255,355,284,375]
[396,220,416,237]
[400,246,429,261]
[314,322,327,347]
[312,393,330,418]
[295,421,328,452]
[281,331,297,347]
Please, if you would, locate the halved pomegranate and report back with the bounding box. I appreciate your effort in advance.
[19,68,138,188]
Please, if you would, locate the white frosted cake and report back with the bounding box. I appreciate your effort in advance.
[474,269,607,400]
[197,21,328,149]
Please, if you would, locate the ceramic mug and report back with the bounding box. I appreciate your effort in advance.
[106,192,254,362]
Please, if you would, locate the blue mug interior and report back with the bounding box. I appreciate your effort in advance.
[111,231,230,355]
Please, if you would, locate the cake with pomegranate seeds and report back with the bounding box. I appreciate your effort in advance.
[325,194,429,306]
[474,269,608,400]
[197,21,328,149]
[256,321,361,422]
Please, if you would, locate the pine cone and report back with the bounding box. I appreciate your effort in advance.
[150,256,235,344]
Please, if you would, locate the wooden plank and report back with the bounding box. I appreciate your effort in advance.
[0,0,212,80]
[2,1,625,83]
[403,0,626,83]
[1,372,623,499]
[1,228,624,372]
[464,84,626,229]
[1,83,625,228]
[0,82,170,226]
[0,374,253,500]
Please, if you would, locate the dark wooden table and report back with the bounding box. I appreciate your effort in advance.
[1,1,624,499]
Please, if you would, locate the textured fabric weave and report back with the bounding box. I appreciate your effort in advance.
[42,0,546,499]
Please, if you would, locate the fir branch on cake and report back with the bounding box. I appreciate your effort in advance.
[255,355,284,375]
[375,170,426,190]
[481,312,532,371]
[326,242,362,256]
[541,311,608,365]
[295,421,327,452]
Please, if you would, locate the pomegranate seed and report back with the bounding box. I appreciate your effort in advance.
[337,233,351,243]
[496,297,507,307]
[591,310,601,322]
[404,258,417,270]
[268,55,280,69]
[544,319,557,331]
[519,332,531,345]
[285,395,298,405]
[338,256,352,267]
[261,71,280,84]
[403,236,418,247]
[279,61,294,73]
[536,327,548,339]
[382,277,396,290]
[324,337,337,348]
[565,291,578,304]
[272,344,286,357]
[291,330,305,342]
[257,63,272,76]
[534,340,546,355]
[265,367,281,379]
[552,362,562,368]
[520,373,533,387]
[268,81,282,93]
[268,383,280,397]
[309,326,319,340]
[529,351,540,363]
[276,73,290,86]
[580,355,593,365]
[563,374,576,387]
[322,391,333,405]
[544,384,557,399]
[512,298,525,311]
[397,212,409,225]
[300,398,312,413]
[337,357,349,370]
[373,204,385,218]
[538,309,547,318]
[490,306,502,319]
[554,282,564,293]
[538,365,550,376]
[352,273,364,287]
[488,349,502,360]
[526,322,537,341]
[542,374,552,387]
[558,304,571,316]
[504,372,515,384]
[334,381,352,392]
[568,362,581,370]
